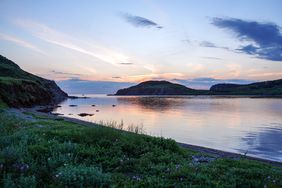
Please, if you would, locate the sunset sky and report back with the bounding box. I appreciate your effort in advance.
[1,0,282,90]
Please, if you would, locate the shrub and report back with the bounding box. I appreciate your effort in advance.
[54,165,111,187]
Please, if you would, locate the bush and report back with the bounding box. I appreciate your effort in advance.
[55,165,111,187]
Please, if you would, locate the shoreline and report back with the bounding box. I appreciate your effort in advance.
[110,94,282,98]
[17,107,282,167]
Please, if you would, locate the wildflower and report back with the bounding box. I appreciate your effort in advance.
[175,164,181,170]
[132,175,141,181]
[55,172,62,178]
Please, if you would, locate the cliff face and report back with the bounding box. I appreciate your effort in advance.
[0,55,68,107]
[115,80,198,95]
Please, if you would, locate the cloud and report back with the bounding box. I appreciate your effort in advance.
[202,56,223,60]
[173,78,254,89]
[121,13,163,29]
[39,70,83,80]
[57,79,134,94]
[127,72,184,82]
[0,33,44,54]
[199,40,229,50]
[199,41,217,48]
[212,17,282,61]
[119,62,134,65]
[15,19,131,65]
[51,70,82,76]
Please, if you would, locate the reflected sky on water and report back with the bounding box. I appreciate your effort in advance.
[53,95,282,162]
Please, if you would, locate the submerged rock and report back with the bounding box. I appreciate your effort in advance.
[78,113,94,117]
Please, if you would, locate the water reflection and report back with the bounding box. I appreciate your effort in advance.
[53,95,282,162]
[238,126,282,161]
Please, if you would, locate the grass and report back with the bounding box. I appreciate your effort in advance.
[0,111,281,187]
[0,98,7,109]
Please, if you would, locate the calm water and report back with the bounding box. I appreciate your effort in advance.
[53,95,282,162]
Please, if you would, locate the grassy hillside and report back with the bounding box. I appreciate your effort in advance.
[210,79,282,95]
[0,55,67,107]
[116,81,208,95]
[0,110,281,187]
[116,79,282,96]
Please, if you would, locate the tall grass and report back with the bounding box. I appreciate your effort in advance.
[95,120,145,134]
[0,110,281,187]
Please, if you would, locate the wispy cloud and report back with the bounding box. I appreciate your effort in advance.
[212,17,282,61]
[0,33,44,54]
[15,20,131,65]
[173,78,254,89]
[119,62,134,65]
[201,56,223,60]
[199,41,217,48]
[121,13,163,29]
[126,72,184,82]
[199,40,229,50]
[39,70,83,80]
[51,70,82,76]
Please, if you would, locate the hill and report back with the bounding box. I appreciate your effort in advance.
[210,79,282,95]
[115,80,207,95]
[115,79,282,96]
[0,55,68,107]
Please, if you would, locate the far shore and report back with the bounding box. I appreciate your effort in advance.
[108,94,282,98]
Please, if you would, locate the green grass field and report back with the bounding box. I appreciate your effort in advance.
[0,109,281,187]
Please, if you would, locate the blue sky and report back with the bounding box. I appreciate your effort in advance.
[0,0,282,90]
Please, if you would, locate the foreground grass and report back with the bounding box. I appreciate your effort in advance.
[0,111,281,187]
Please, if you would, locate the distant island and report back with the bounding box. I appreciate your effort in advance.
[115,80,207,95]
[115,79,282,96]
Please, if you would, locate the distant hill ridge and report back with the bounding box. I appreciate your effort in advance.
[115,79,282,96]
[0,55,68,107]
[210,79,282,95]
[115,80,207,95]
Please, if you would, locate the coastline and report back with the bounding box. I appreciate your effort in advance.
[110,94,282,98]
[15,106,282,167]
[2,106,282,187]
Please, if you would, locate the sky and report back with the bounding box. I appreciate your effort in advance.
[0,0,282,91]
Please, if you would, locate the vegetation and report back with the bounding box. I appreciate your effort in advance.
[0,110,281,187]
[116,79,282,96]
[210,79,282,95]
[0,55,67,107]
[115,80,208,95]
